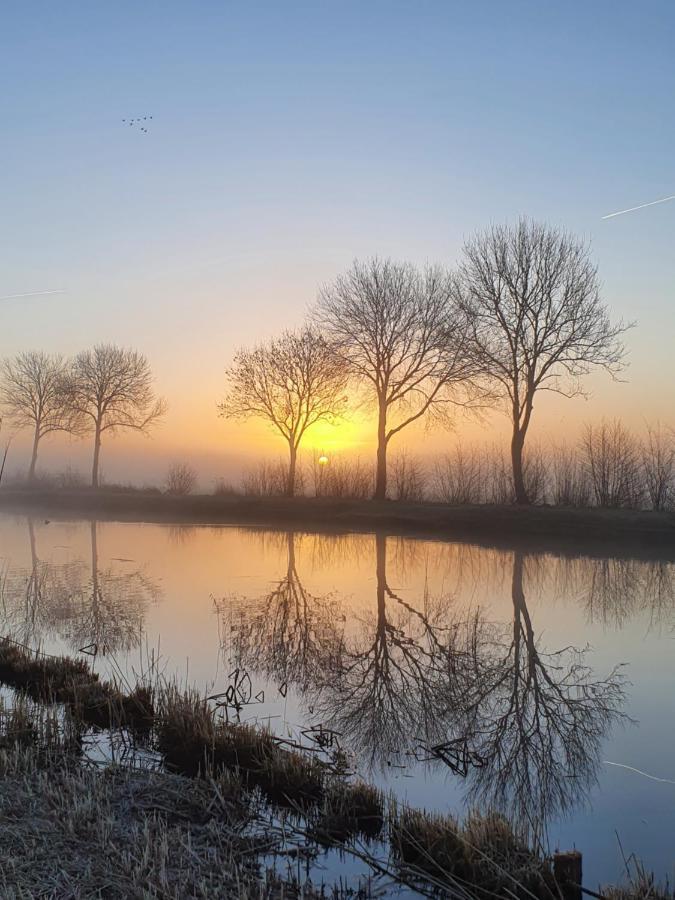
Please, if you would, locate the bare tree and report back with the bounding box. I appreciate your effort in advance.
[218,327,348,497]
[316,258,481,500]
[641,423,675,511]
[0,351,79,480]
[61,521,161,655]
[581,419,643,508]
[165,462,198,495]
[64,344,166,487]
[454,219,631,503]
[310,534,454,768]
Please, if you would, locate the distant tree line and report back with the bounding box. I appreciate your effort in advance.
[220,218,632,503]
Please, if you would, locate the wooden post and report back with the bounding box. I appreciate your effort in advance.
[554,850,583,900]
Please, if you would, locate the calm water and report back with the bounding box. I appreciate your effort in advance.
[1,512,674,887]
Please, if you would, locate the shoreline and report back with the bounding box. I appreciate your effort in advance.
[1,488,674,561]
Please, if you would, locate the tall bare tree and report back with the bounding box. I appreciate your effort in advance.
[0,351,78,479]
[454,219,631,504]
[218,327,348,497]
[64,344,166,487]
[316,258,480,500]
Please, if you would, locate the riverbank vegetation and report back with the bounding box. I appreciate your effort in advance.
[4,419,673,515]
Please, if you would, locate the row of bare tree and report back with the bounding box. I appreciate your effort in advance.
[219,218,631,503]
[0,220,634,500]
[0,345,166,487]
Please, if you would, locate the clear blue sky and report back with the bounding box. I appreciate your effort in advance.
[1,1,673,481]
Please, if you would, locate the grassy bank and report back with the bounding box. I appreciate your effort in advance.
[0,696,560,900]
[2,487,675,560]
[0,638,154,731]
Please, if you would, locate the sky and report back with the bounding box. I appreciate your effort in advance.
[1,1,674,487]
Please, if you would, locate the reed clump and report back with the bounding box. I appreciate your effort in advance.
[0,638,91,697]
[604,868,675,900]
[389,805,556,898]
[156,685,327,807]
[0,638,155,732]
[256,746,325,808]
[314,780,385,842]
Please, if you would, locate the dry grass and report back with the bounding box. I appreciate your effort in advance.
[0,647,667,898]
[314,780,385,843]
[603,867,674,900]
[0,638,155,731]
[0,690,668,899]
[389,805,557,898]
[156,686,327,808]
[0,746,326,899]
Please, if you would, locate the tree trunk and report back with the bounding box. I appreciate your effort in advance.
[91,425,102,488]
[28,426,40,481]
[286,443,297,497]
[511,427,529,505]
[375,532,387,628]
[374,400,388,501]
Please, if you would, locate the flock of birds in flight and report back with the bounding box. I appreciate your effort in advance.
[122,116,153,134]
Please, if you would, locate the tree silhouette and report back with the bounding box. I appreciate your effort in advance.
[454,219,630,503]
[457,551,627,837]
[64,344,166,487]
[0,352,82,479]
[1,520,162,657]
[309,533,458,767]
[316,259,481,499]
[219,328,348,496]
[56,521,161,655]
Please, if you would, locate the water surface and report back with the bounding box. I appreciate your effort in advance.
[1,513,674,887]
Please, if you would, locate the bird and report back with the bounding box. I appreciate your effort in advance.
[123,115,152,134]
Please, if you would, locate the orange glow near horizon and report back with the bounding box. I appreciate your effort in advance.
[4,361,673,487]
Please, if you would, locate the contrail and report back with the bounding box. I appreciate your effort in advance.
[602,194,675,219]
[0,289,66,302]
[604,760,675,785]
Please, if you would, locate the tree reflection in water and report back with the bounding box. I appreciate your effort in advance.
[219,532,344,694]
[308,533,458,766]
[4,519,161,655]
[218,532,629,838]
[60,521,161,655]
[458,551,627,839]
